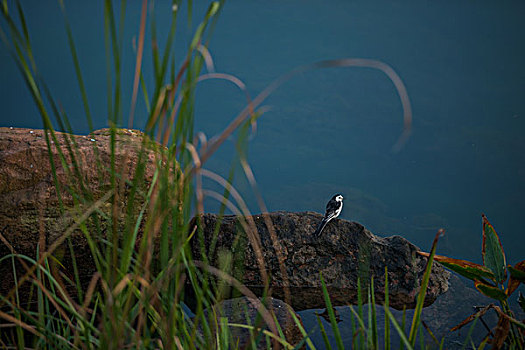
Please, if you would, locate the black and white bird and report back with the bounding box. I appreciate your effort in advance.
[313,194,344,236]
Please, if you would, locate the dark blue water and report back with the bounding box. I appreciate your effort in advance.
[2,0,524,276]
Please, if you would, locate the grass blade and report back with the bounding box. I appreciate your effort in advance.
[320,272,344,350]
[315,313,333,350]
[287,307,316,350]
[58,0,93,131]
[408,229,444,346]
[384,267,390,350]
[370,278,378,349]
[384,307,414,350]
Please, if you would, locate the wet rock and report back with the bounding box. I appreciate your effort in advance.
[189,212,450,311]
[0,127,157,301]
[198,297,305,349]
[420,274,501,347]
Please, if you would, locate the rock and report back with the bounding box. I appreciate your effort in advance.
[0,127,157,302]
[0,127,449,315]
[189,212,450,311]
[420,274,501,348]
[198,297,305,349]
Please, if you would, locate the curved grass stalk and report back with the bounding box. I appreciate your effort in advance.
[200,169,268,284]
[196,44,215,73]
[238,155,293,307]
[195,57,413,172]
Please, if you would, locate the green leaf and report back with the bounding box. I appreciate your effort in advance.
[482,214,507,284]
[508,262,525,282]
[417,252,496,284]
[474,281,507,301]
[507,260,525,296]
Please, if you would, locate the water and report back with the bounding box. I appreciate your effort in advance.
[1,0,524,329]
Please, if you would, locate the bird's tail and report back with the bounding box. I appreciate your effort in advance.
[314,218,329,236]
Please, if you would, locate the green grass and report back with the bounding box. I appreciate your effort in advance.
[0,1,493,349]
[322,230,443,350]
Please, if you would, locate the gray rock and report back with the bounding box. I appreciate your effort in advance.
[189,212,450,311]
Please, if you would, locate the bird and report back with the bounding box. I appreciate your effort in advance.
[313,194,344,236]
